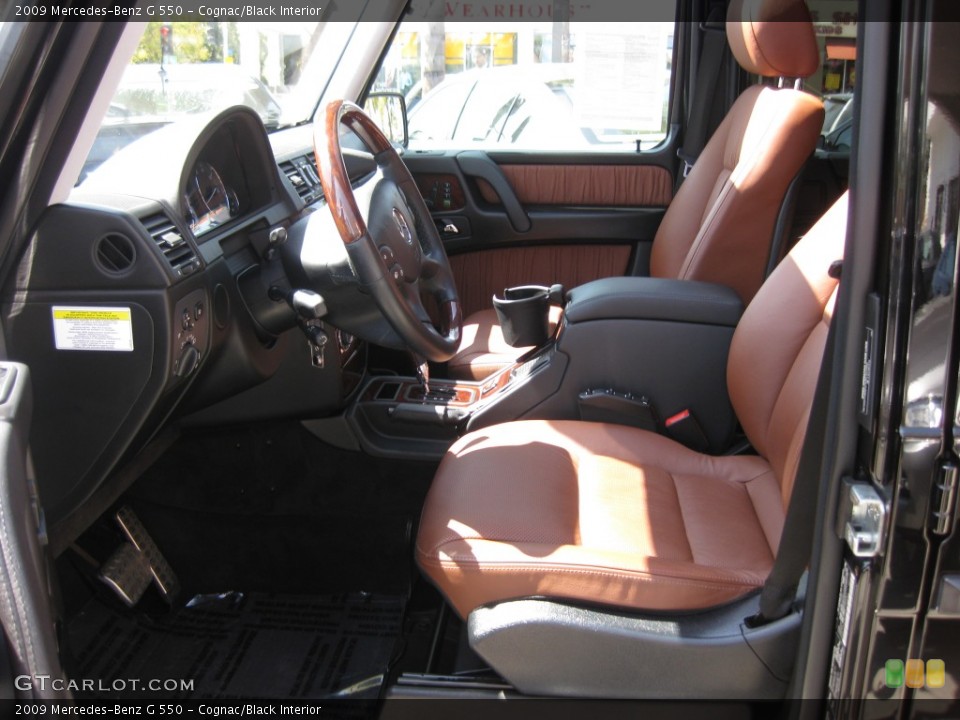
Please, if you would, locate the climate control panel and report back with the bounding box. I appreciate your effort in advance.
[172,288,208,380]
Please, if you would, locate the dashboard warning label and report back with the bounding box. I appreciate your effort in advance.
[52,306,134,352]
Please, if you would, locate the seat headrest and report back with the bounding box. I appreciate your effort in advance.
[727,0,820,78]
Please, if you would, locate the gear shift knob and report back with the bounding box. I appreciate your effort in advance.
[414,356,431,396]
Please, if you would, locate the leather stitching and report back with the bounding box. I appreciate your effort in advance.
[667,472,696,564]
[419,555,764,592]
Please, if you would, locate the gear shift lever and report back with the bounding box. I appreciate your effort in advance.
[414,355,432,397]
[412,355,456,402]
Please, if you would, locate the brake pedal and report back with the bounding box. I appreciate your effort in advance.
[99,506,180,606]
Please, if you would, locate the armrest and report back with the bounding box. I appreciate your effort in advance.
[564,277,744,327]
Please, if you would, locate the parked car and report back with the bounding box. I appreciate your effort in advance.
[0,2,957,717]
[819,93,855,155]
[822,91,854,134]
[404,64,668,151]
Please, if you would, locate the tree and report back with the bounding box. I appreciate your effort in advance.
[419,0,445,93]
[131,22,213,64]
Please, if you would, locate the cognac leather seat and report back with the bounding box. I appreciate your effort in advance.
[417,192,848,619]
[447,0,825,382]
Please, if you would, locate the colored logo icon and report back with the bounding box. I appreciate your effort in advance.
[906,659,925,688]
[885,659,904,688]
[884,659,946,688]
[927,659,946,689]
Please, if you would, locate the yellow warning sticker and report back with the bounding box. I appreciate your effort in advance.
[52,306,134,352]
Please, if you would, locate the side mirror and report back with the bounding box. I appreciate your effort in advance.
[363,91,409,149]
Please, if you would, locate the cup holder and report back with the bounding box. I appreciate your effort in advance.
[493,284,564,347]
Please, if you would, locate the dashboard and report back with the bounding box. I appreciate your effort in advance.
[0,106,367,527]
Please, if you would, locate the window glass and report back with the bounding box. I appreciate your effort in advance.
[375,21,675,152]
[406,79,475,144]
[806,1,859,143]
[452,79,519,143]
[80,21,349,184]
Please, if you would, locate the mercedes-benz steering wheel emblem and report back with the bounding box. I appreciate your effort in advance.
[392,208,413,245]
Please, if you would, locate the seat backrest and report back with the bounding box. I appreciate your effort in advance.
[727,192,848,508]
[650,0,824,304]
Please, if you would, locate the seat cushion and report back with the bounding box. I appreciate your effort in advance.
[416,420,785,619]
[447,306,562,381]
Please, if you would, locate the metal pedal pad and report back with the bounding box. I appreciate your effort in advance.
[100,542,153,607]
[112,506,180,604]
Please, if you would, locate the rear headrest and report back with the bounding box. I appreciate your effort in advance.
[727,0,820,78]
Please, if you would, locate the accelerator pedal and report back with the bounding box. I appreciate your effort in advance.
[99,506,180,606]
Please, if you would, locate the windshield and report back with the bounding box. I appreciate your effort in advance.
[80,21,336,184]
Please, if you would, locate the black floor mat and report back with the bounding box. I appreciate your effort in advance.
[121,422,436,597]
[69,591,403,700]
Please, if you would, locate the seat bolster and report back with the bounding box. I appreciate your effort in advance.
[727,194,846,485]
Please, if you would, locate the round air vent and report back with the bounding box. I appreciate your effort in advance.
[95,233,137,274]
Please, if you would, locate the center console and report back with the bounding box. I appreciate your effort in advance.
[345,276,745,460]
[347,344,566,458]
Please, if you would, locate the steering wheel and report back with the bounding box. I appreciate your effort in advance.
[313,100,461,362]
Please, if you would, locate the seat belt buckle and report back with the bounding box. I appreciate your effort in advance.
[676,148,695,177]
[664,409,709,452]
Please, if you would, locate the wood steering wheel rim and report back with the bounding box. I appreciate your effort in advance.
[313,99,462,362]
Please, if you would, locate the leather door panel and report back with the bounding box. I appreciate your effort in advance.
[450,245,632,318]
[475,163,673,207]
[402,151,675,314]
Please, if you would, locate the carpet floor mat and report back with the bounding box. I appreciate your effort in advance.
[68,591,404,700]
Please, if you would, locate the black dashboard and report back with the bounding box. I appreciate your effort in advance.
[1,106,366,528]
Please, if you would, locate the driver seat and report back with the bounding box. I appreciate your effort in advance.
[447,0,824,381]
[417,191,847,620]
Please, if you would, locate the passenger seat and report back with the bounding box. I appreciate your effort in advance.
[448,0,825,381]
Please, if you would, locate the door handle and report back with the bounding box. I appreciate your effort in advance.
[455,151,531,233]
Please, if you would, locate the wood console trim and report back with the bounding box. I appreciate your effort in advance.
[361,359,522,409]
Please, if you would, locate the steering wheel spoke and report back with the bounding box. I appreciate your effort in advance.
[404,286,434,325]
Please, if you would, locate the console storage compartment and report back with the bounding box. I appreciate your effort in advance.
[529,277,744,453]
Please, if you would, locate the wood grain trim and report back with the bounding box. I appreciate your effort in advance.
[314,100,391,244]
[476,164,673,207]
[361,361,520,408]
[450,245,632,319]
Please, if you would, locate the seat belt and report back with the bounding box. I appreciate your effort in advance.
[752,319,838,624]
[677,7,728,179]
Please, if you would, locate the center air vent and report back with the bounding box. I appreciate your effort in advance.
[279,155,322,204]
[95,233,136,274]
[141,211,201,278]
